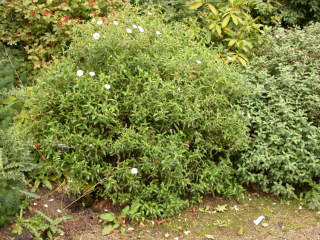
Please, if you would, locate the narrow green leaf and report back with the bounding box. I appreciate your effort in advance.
[222,15,230,28]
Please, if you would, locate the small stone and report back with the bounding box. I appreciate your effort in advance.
[205,234,215,239]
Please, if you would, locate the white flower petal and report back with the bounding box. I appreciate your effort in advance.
[126,28,133,33]
[91,18,96,23]
[195,60,202,64]
[113,21,119,25]
[97,20,103,25]
[93,32,100,40]
[104,84,111,90]
[89,72,96,76]
[227,56,233,61]
[138,26,144,33]
[44,204,48,208]
[131,168,138,174]
[155,31,161,35]
[76,70,84,77]
[132,24,138,29]
[147,12,152,16]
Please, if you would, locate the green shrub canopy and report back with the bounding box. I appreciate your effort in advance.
[237,23,320,209]
[22,8,249,219]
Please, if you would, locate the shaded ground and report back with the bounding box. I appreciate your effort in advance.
[1,187,319,240]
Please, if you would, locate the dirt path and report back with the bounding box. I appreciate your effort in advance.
[1,190,319,240]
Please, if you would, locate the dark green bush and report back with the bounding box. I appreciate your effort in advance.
[279,0,320,26]
[20,7,249,219]
[237,23,320,209]
[0,129,35,227]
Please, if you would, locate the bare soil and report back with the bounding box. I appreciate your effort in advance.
[1,186,319,240]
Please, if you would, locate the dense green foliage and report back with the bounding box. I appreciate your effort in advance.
[0,44,30,129]
[20,9,249,219]
[0,0,124,68]
[237,23,320,209]
[279,0,320,26]
[0,129,35,227]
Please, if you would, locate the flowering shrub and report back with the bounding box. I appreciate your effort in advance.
[0,0,125,68]
[236,23,320,209]
[20,7,248,219]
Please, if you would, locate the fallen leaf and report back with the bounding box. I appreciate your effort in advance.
[156,219,165,225]
[237,227,244,235]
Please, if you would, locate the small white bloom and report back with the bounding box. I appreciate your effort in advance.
[89,72,96,76]
[60,233,64,236]
[195,60,202,64]
[44,204,48,208]
[184,230,191,235]
[91,18,96,23]
[104,84,111,90]
[33,202,38,206]
[8,42,13,46]
[155,31,161,35]
[147,12,152,16]
[93,32,100,40]
[97,20,103,25]
[138,26,144,33]
[227,56,233,61]
[126,28,133,33]
[57,209,62,213]
[275,34,280,39]
[131,168,138,174]
[113,20,119,25]
[76,70,84,77]
[132,24,138,29]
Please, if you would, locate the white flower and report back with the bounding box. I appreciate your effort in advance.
[275,34,280,39]
[91,18,96,23]
[138,26,144,33]
[93,32,100,40]
[132,24,138,29]
[57,209,62,213]
[44,204,48,208]
[89,72,96,77]
[195,60,202,64]
[76,70,84,77]
[113,21,119,25]
[126,28,133,33]
[131,168,138,174]
[104,84,111,90]
[147,12,152,16]
[97,20,103,25]
[155,31,161,35]
[226,56,233,61]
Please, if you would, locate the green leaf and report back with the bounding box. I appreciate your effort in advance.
[102,224,116,235]
[189,0,203,9]
[208,4,218,15]
[100,213,116,223]
[228,39,237,47]
[222,15,231,28]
